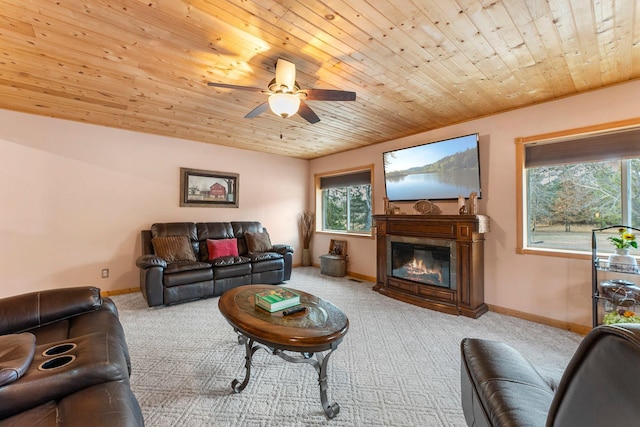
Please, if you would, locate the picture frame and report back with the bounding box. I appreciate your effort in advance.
[329,239,347,256]
[180,168,239,208]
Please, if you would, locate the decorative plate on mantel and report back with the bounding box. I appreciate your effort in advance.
[414,200,435,214]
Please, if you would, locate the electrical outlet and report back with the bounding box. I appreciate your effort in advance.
[101,269,109,278]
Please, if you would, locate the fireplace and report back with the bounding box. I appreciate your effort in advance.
[374,214,488,318]
[389,240,455,290]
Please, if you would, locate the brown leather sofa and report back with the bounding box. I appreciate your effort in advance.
[460,323,640,427]
[0,287,143,426]
[136,221,294,307]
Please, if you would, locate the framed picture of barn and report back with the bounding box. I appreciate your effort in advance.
[180,168,239,208]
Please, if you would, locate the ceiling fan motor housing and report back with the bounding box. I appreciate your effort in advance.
[268,78,300,94]
[208,58,355,123]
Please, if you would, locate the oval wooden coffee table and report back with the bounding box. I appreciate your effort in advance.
[218,284,349,418]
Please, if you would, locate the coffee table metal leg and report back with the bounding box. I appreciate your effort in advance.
[275,343,340,418]
[231,333,257,393]
[231,331,341,418]
[316,349,340,418]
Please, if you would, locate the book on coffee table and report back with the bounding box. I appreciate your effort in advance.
[254,288,300,312]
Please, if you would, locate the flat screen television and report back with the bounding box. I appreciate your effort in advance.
[383,133,481,202]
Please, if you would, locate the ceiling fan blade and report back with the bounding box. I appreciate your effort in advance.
[244,102,270,118]
[275,58,296,92]
[207,82,263,92]
[301,89,356,101]
[297,101,320,124]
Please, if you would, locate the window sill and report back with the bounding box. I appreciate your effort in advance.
[317,230,373,239]
[516,247,590,260]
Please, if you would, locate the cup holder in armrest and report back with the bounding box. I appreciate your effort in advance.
[37,354,76,371]
[42,343,77,357]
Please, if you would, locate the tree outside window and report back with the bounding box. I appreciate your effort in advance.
[319,168,372,234]
[527,160,639,251]
[521,126,640,253]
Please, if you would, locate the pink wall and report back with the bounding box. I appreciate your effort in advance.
[0,111,308,298]
[2,80,638,327]
[309,80,640,328]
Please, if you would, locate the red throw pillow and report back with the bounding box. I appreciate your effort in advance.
[207,238,238,259]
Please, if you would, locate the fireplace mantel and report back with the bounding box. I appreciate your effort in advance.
[373,214,488,318]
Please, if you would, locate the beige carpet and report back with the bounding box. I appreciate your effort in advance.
[111,267,582,426]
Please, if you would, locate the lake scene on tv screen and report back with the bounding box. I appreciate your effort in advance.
[384,134,480,201]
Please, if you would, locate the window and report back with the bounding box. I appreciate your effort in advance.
[517,123,640,254]
[317,167,373,234]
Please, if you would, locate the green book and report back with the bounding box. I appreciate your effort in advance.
[255,288,300,312]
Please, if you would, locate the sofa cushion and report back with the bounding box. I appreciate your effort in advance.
[163,262,213,288]
[164,261,211,274]
[207,238,239,259]
[231,222,264,255]
[245,231,272,252]
[212,262,252,280]
[0,333,36,387]
[209,256,251,268]
[196,222,234,260]
[246,251,283,263]
[152,235,196,263]
[250,256,285,274]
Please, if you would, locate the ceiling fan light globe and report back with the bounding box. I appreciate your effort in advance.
[268,93,300,118]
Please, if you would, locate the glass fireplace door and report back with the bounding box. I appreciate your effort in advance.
[390,242,451,288]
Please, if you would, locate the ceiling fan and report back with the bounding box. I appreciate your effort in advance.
[207,58,356,124]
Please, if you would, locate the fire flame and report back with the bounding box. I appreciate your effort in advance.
[405,257,442,284]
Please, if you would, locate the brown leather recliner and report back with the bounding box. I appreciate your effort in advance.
[460,323,640,427]
[0,287,143,426]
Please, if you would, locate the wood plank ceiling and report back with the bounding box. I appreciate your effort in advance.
[1,0,638,159]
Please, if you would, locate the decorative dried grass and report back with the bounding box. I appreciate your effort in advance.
[298,210,315,249]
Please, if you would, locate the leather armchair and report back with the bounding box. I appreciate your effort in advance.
[460,323,640,427]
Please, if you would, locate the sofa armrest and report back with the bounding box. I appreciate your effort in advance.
[136,254,167,269]
[271,244,294,254]
[271,244,294,281]
[101,297,120,317]
[460,338,554,427]
[0,287,103,335]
